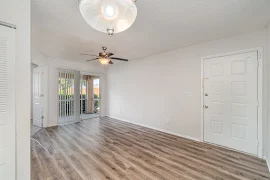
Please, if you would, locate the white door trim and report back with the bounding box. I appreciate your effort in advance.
[200,48,263,158]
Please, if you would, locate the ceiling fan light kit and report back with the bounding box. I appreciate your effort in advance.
[99,58,111,65]
[79,0,137,36]
[82,47,129,65]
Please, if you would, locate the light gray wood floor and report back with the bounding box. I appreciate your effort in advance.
[31,117,270,180]
[31,125,42,136]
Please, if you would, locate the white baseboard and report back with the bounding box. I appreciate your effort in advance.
[263,156,270,172]
[266,158,270,172]
[107,116,201,142]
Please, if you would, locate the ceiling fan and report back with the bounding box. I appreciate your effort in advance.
[80,47,128,65]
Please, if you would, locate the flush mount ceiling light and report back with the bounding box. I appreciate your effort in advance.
[79,0,137,36]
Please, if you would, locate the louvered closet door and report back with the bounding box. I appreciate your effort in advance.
[0,26,16,179]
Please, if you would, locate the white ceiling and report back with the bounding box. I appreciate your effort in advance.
[31,0,270,62]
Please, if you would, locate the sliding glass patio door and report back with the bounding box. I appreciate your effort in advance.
[79,75,100,120]
[92,78,100,114]
[58,70,101,124]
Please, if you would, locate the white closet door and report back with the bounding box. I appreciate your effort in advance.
[0,26,16,179]
[203,51,258,155]
[32,67,43,127]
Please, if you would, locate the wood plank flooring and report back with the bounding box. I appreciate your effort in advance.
[31,117,270,180]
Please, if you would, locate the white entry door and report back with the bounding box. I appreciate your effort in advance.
[203,51,258,155]
[0,26,16,179]
[32,67,43,127]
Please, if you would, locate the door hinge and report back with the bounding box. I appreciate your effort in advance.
[257,61,260,67]
[257,101,260,107]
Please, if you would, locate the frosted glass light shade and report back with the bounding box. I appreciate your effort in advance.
[79,0,137,34]
[99,58,110,65]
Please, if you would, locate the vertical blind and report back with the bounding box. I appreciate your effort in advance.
[58,69,77,124]
[0,37,7,114]
[80,75,88,118]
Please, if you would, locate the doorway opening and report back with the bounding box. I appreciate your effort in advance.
[80,74,100,120]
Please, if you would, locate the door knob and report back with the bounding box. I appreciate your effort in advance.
[204,105,208,109]
[205,93,208,96]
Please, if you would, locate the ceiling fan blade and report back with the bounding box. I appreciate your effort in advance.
[107,52,114,57]
[80,53,97,57]
[87,58,98,61]
[111,57,128,61]
[109,60,114,64]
